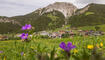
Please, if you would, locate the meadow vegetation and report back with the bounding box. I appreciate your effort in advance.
[0,35,105,60]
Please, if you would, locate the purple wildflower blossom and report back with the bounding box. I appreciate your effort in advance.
[21,52,24,56]
[27,24,32,30]
[20,33,28,39]
[0,51,3,53]
[59,42,76,52]
[22,24,32,30]
[22,26,27,30]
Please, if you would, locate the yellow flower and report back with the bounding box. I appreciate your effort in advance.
[30,47,34,49]
[23,54,26,56]
[74,49,78,53]
[57,47,61,50]
[100,42,103,47]
[87,45,94,49]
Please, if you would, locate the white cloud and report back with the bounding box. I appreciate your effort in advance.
[0,0,105,17]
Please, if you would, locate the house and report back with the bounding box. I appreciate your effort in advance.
[50,32,59,38]
[40,31,49,36]
[59,30,66,34]
[68,30,76,36]
[0,36,8,41]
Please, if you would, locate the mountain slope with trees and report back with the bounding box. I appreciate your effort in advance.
[69,3,105,27]
[0,3,105,33]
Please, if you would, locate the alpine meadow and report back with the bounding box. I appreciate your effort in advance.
[0,1,105,60]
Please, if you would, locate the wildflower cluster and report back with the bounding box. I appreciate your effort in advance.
[20,24,32,41]
[22,24,32,30]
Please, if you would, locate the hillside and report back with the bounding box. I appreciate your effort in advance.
[12,10,65,32]
[0,10,65,33]
[69,3,105,27]
[0,17,21,34]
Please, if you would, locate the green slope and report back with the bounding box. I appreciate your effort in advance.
[69,3,105,27]
[0,10,65,33]
[78,24,105,32]
[13,10,65,32]
[0,17,21,34]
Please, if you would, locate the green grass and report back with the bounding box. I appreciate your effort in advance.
[0,35,105,60]
[78,24,105,32]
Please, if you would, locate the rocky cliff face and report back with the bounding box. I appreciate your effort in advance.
[0,18,21,26]
[35,2,77,18]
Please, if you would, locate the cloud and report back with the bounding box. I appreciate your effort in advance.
[0,0,41,17]
[76,0,105,4]
[0,0,105,17]
[75,0,105,8]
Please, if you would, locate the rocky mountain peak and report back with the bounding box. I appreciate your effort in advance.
[35,2,78,18]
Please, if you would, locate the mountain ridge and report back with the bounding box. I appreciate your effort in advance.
[33,2,77,18]
[0,2,105,33]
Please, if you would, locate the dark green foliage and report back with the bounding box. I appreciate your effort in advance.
[38,35,50,39]
[0,22,21,34]
[31,11,65,31]
[46,11,65,30]
[12,12,40,24]
[50,47,55,60]
[0,16,8,18]
[95,26,100,31]
[32,15,52,31]
[62,33,70,38]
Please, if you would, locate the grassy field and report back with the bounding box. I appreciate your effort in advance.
[0,35,105,60]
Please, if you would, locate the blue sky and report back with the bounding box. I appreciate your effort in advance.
[0,0,105,17]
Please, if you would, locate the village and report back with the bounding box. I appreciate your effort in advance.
[0,29,105,41]
[39,30,105,38]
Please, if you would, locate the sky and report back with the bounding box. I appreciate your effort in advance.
[0,0,105,17]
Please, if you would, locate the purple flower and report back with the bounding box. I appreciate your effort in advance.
[20,33,28,39]
[22,26,27,30]
[59,42,76,52]
[22,24,32,30]
[0,51,3,53]
[21,52,24,56]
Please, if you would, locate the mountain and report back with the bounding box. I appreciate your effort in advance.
[35,2,77,18]
[0,2,77,33]
[69,3,105,27]
[0,2,105,34]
